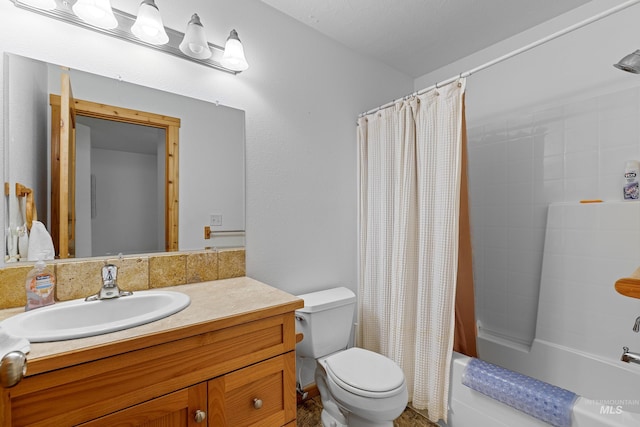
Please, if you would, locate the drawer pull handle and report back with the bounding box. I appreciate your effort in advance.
[253,398,263,409]
[194,409,207,423]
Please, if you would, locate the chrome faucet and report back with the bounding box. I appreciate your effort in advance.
[621,347,640,364]
[85,263,133,301]
[633,316,640,332]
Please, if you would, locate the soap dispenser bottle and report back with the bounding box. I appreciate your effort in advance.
[25,256,56,311]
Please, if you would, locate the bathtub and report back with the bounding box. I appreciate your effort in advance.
[441,351,640,427]
[439,202,640,427]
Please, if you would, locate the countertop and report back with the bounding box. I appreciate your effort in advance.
[0,276,303,376]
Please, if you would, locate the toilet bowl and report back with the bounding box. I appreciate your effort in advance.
[318,347,409,427]
[295,287,408,427]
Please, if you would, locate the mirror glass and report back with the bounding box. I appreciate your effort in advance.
[74,115,167,257]
[4,53,245,263]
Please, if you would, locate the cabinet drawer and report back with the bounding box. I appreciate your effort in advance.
[208,352,296,427]
[77,383,207,427]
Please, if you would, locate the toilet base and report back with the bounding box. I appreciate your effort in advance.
[346,413,395,427]
[321,408,395,427]
[321,409,347,427]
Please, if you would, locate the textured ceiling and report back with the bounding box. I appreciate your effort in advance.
[261,0,593,77]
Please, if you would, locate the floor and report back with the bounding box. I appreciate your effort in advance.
[297,396,439,427]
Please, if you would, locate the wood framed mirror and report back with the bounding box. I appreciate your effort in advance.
[5,53,245,264]
[49,73,180,259]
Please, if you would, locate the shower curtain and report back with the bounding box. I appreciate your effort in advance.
[357,79,472,422]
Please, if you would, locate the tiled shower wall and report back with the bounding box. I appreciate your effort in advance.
[467,85,640,347]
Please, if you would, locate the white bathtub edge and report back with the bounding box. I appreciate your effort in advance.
[442,352,640,427]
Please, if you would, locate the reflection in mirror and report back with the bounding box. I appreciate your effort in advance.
[49,89,179,258]
[4,53,246,264]
[75,116,166,258]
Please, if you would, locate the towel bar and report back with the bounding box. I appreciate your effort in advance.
[15,183,37,231]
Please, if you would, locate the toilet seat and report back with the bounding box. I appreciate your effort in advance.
[324,347,405,399]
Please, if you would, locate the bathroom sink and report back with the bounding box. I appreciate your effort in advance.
[0,290,190,342]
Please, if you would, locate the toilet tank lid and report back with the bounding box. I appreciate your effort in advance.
[296,287,356,313]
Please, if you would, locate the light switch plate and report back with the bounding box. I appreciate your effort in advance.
[210,214,222,226]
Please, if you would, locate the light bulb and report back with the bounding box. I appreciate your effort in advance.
[179,14,212,60]
[221,29,249,72]
[72,0,118,29]
[131,0,169,45]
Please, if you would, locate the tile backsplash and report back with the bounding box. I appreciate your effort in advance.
[0,248,245,309]
[468,85,640,347]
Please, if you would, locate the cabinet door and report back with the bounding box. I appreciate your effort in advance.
[77,383,208,427]
[208,352,296,427]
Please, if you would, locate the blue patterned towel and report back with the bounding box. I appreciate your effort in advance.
[462,358,577,427]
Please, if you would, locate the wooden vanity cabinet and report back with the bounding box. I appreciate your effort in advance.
[1,312,298,427]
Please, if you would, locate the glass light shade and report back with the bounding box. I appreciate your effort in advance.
[131,0,169,45]
[17,0,57,11]
[614,50,640,74]
[179,14,212,59]
[72,0,118,29]
[221,29,249,72]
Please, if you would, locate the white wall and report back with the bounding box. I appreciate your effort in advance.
[415,0,640,347]
[0,0,413,295]
[156,140,165,252]
[75,124,92,258]
[4,53,48,260]
[91,148,159,256]
[414,0,640,121]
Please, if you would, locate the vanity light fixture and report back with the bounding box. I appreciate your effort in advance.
[9,0,249,74]
[72,0,118,30]
[614,50,640,74]
[131,0,169,46]
[179,13,212,60]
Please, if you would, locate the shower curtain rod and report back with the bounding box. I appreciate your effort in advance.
[360,0,640,117]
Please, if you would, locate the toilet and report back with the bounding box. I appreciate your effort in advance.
[295,287,408,427]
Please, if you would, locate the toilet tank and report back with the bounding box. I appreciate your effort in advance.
[295,287,356,359]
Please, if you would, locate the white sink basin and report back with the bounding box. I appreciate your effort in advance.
[0,290,190,342]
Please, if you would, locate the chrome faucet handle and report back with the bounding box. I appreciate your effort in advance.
[622,347,630,363]
[102,264,118,286]
[621,346,640,364]
[85,261,131,301]
[633,317,640,332]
